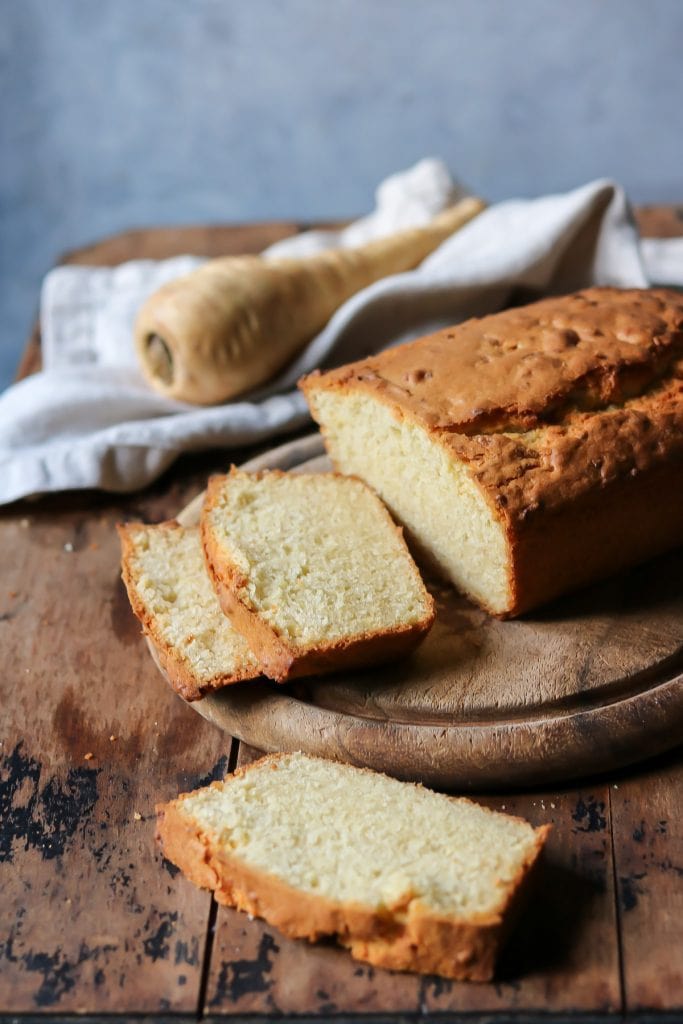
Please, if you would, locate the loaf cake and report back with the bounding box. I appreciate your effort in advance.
[157,752,549,980]
[200,470,435,681]
[301,287,683,617]
[118,521,260,700]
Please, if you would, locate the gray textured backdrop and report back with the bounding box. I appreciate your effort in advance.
[2,0,683,389]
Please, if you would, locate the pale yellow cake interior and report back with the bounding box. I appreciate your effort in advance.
[307,390,512,614]
[205,472,432,648]
[126,525,258,682]
[180,752,540,918]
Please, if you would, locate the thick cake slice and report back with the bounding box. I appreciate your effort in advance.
[200,470,435,681]
[301,287,683,617]
[118,521,260,700]
[157,752,549,981]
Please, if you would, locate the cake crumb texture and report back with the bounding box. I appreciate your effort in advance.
[201,470,435,678]
[118,521,259,700]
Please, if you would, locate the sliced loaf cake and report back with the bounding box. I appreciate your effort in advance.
[300,287,683,617]
[200,470,435,682]
[157,751,549,981]
[118,521,260,700]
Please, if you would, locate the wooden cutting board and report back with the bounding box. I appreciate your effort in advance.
[150,432,683,790]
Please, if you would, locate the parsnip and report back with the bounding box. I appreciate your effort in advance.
[134,196,485,404]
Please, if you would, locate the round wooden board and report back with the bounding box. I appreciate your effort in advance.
[161,433,683,791]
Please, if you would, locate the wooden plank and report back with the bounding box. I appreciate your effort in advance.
[12,1019,199,1024]
[610,752,683,1012]
[635,205,683,238]
[204,744,620,1016]
[57,221,302,266]
[612,203,683,1015]
[0,492,236,1013]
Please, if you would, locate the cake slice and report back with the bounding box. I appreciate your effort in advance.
[157,752,549,981]
[200,469,435,682]
[300,287,683,617]
[118,521,260,701]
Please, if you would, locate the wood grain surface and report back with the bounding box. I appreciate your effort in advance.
[0,487,230,1013]
[610,755,683,1010]
[1,213,681,1019]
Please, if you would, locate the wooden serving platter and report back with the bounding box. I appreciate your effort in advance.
[151,432,683,790]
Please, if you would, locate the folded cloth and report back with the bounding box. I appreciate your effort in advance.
[0,159,680,505]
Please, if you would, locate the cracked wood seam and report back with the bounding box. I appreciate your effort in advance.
[609,753,683,1013]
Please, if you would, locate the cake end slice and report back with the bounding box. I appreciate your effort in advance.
[118,520,261,700]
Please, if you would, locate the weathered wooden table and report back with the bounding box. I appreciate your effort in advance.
[2,209,682,1022]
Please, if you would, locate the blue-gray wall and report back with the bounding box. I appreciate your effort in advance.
[2,0,683,389]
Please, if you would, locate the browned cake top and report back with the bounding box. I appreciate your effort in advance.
[303,288,683,520]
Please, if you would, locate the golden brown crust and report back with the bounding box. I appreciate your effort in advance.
[301,287,683,617]
[200,469,436,682]
[504,457,683,616]
[156,753,550,981]
[117,520,260,701]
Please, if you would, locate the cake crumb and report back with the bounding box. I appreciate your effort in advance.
[133,811,142,821]
[84,752,94,761]
[109,735,117,742]
[550,802,556,809]
[63,542,74,553]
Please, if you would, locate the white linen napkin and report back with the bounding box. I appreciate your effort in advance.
[0,159,680,505]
